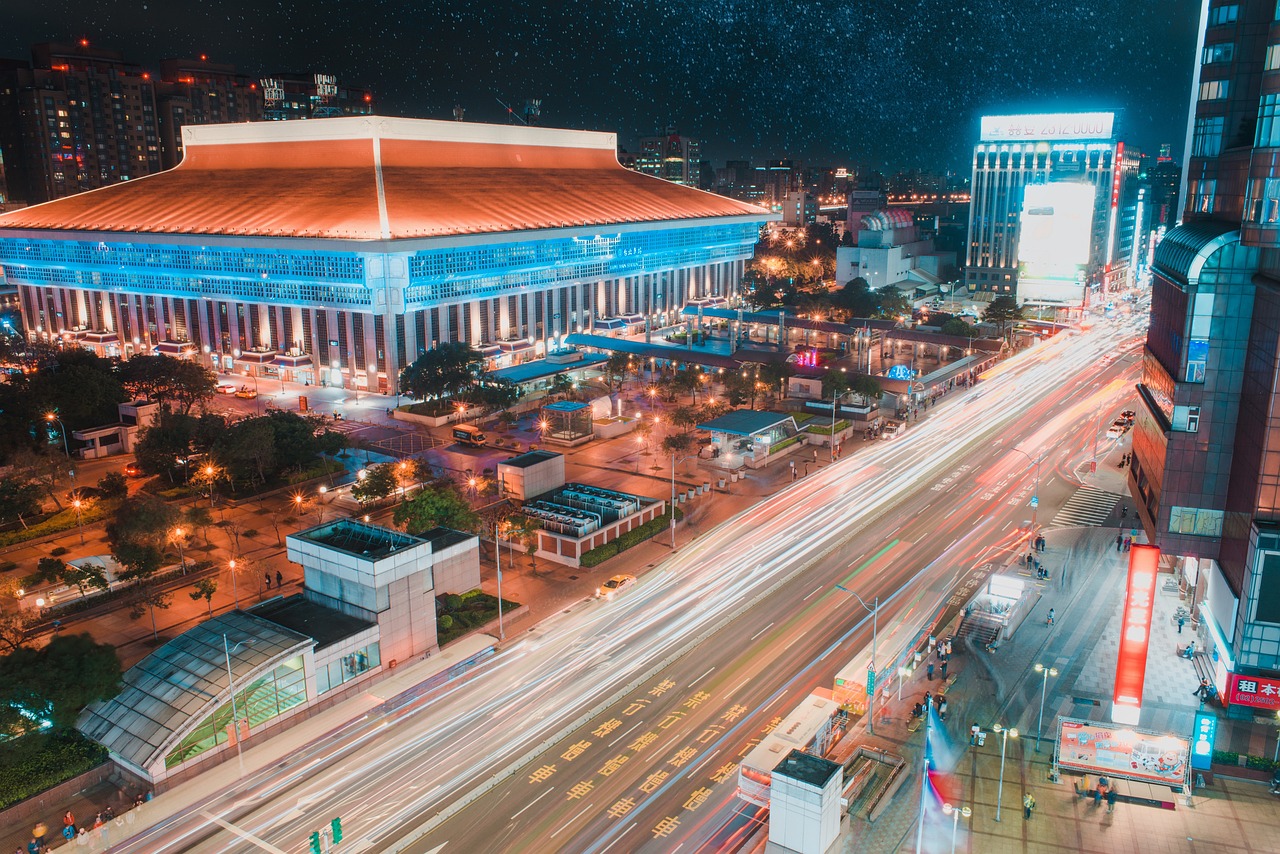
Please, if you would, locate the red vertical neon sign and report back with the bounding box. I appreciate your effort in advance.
[1113,543,1159,717]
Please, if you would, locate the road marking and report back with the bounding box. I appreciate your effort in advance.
[609,720,645,747]
[803,585,823,600]
[1001,521,1010,532]
[600,822,637,852]
[749,623,774,641]
[550,803,594,839]
[691,749,720,776]
[732,675,751,693]
[690,667,716,687]
[512,786,554,819]
[199,811,289,854]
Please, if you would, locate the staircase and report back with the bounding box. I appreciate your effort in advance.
[957,610,1004,647]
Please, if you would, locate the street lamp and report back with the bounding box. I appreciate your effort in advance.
[494,521,506,642]
[204,464,217,507]
[228,558,241,608]
[670,452,699,549]
[829,389,857,464]
[1007,444,1047,533]
[72,498,84,545]
[222,634,254,777]
[1034,663,1059,752]
[992,723,1019,822]
[173,527,186,574]
[835,585,879,735]
[942,803,971,854]
[45,413,74,483]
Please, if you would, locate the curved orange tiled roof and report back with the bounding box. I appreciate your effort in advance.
[0,117,769,241]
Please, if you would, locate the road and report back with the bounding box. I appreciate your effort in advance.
[112,312,1147,854]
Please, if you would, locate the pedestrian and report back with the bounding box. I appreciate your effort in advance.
[1095,776,1109,805]
[1023,792,1036,819]
[938,697,948,719]
[62,812,74,832]
[923,691,932,709]
[1106,788,1117,813]
[1078,773,1091,798]
[912,702,924,719]
[1121,505,1128,519]
[1116,533,1123,552]
[970,722,980,745]
[1123,537,1132,552]
[276,570,284,588]
[927,663,935,681]
[1177,615,1186,634]
[26,840,38,854]
[61,826,74,843]
[92,814,102,830]
[940,659,948,679]
[812,449,818,462]
[1193,678,1211,699]
[264,571,271,588]
[1046,608,1055,626]
[1027,551,1034,567]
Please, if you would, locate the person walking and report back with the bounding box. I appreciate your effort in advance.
[1046,608,1055,626]
[1106,788,1117,813]
[1023,792,1036,819]
[264,571,271,589]
[1177,615,1186,634]
[927,663,935,681]
[970,722,980,745]
[276,570,284,588]
[1116,533,1123,551]
[940,659,948,679]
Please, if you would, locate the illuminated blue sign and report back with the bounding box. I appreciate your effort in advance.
[885,365,916,381]
[1190,710,1216,771]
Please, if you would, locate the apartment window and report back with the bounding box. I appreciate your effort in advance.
[1208,4,1239,26]
[1258,94,1280,146]
[1247,176,1280,222]
[1203,42,1235,64]
[1268,44,1280,70]
[1191,178,1218,213]
[1187,406,1201,432]
[1169,506,1223,537]
[1193,116,1225,156]
[1199,79,1230,100]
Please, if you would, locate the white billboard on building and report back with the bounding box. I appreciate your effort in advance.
[1016,182,1096,305]
[980,112,1115,142]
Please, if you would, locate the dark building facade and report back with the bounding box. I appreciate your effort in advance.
[156,58,265,168]
[1131,0,1280,714]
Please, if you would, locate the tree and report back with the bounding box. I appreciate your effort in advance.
[399,342,484,401]
[940,318,978,338]
[661,432,696,456]
[821,370,854,399]
[982,295,1023,338]
[97,471,128,499]
[393,482,481,534]
[352,462,398,505]
[0,475,42,529]
[37,558,108,599]
[0,611,33,653]
[601,352,635,394]
[0,633,120,731]
[10,448,68,511]
[128,584,172,641]
[503,511,541,571]
[216,417,277,487]
[757,357,795,404]
[850,374,883,405]
[106,494,178,582]
[133,411,196,478]
[118,354,217,413]
[34,557,67,587]
[190,578,218,617]
[185,504,214,546]
[874,285,912,319]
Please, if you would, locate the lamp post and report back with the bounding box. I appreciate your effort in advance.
[222,634,254,777]
[914,695,933,854]
[45,413,74,483]
[495,521,506,642]
[228,558,241,608]
[942,803,971,854]
[992,723,1018,821]
[835,585,879,735]
[173,527,186,574]
[1034,663,1059,752]
[204,465,217,507]
[72,499,84,545]
[670,452,698,549]
[1007,444,1047,533]
[829,389,856,464]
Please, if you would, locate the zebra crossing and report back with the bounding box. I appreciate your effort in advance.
[1048,486,1120,528]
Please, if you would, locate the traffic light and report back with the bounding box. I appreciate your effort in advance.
[330,817,343,844]
[309,831,322,854]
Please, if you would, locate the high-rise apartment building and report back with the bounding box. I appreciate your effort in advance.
[636,128,701,186]
[964,112,1140,301]
[258,72,374,122]
[155,58,264,168]
[1130,0,1280,717]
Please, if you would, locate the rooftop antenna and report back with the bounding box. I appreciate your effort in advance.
[495,97,526,125]
[452,104,465,122]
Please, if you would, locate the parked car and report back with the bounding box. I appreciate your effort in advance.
[216,383,237,394]
[124,461,143,478]
[597,574,636,600]
[881,421,905,440]
[1120,409,1136,425]
[234,386,258,399]
[1106,421,1128,439]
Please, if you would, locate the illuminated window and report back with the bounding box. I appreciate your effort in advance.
[1193,116,1225,156]
[1199,79,1229,100]
[1258,94,1280,146]
[1247,177,1280,222]
[1191,178,1218,213]
[1169,506,1223,537]
[1203,42,1235,64]
[1268,44,1280,70]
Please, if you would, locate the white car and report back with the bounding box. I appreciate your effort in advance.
[216,383,237,394]
[881,422,904,440]
[1106,421,1128,439]
[597,574,636,600]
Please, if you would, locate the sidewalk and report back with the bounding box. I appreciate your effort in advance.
[840,516,1273,853]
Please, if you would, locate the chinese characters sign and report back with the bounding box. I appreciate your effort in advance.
[980,112,1115,142]
[1057,718,1188,785]
[1113,545,1160,717]
[1226,673,1280,710]
[1191,711,1216,771]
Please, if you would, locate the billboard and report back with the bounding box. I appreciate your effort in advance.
[1190,711,1217,771]
[1226,673,1280,710]
[1056,718,1189,786]
[1018,182,1096,282]
[1113,544,1160,723]
[980,112,1115,141]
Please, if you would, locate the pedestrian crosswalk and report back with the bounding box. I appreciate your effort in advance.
[1049,486,1120,528]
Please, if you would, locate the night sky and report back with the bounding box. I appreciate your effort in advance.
[4,0,1202,171]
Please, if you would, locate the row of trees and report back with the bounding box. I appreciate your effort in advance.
[398,342,517,408]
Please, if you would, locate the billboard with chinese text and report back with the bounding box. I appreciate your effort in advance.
[1056,718,1188,786]
[980,112,1115,142]
[1226,673,1280,710]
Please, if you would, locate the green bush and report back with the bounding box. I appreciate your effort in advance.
[580,510,675,568]
[0,729,108,810]
[438,615,454,630]
[435,591,520,645]
[767,435,803,455]
[50,546,68,557]
[806,420,851,436]
[1245,754,1277,772]
[0,499,117,547]
[442,593,464,612]
[1212,750,1239,766]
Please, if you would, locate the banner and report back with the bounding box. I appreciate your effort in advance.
[1226,673,1280,710]
[1113,544,1160,720]
[1056,718,1188,785]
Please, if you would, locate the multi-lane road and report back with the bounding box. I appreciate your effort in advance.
[116,311,1146,854]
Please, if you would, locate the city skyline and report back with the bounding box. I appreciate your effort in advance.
[5,0,1201,170]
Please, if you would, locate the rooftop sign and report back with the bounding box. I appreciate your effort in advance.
[980,112,1115,142]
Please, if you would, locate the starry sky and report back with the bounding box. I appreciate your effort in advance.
[4,0,1202,171]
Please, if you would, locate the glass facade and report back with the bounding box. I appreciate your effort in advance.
[316,641,380,694]
[164,654,307,770]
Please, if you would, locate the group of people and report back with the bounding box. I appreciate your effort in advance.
[1077,774,1118,812]
[23,794,149,853]
[910,692,948,721]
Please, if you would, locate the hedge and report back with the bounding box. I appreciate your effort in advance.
[806,420,851,436]
[580,508,683,568]
[0,499,118,548]
[0,729,108,810]
[766,434,804,455]
[436,590,521,646]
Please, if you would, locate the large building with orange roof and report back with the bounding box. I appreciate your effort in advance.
[0,116,773,394]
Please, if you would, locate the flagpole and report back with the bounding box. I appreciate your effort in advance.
[916,696,932,854]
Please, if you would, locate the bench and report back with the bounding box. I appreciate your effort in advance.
[1077,777,1179,810]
